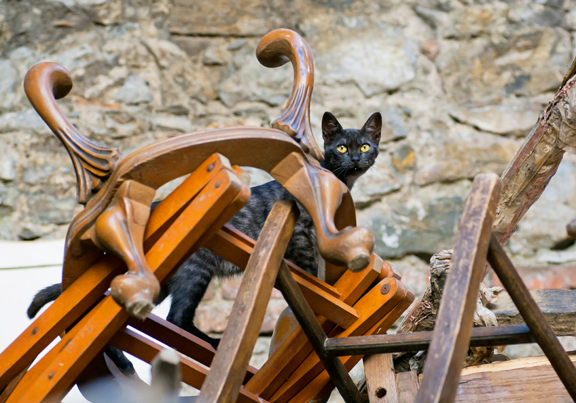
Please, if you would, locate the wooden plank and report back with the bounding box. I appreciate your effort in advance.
[270,278,410,403]
[197,201,298,403]
[6,169,247,403]
[488,237,576,400]
[492,289,576,336]
[288,289,414,403]
[364,354,399,403]
[205,226,360,329]
[396,371,418,403]
[244,258,384,399]
[416,173,501,403]
[112,329,266,403]
[454,353,576,403]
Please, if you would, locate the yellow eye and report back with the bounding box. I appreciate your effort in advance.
[337,145,348,153]
[361,144,370,152]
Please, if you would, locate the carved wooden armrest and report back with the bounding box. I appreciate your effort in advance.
[22,29,374,318]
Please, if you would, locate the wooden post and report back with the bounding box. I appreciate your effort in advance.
[364,354,398,403]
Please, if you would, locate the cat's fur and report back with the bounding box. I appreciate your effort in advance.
[27,111,381,370]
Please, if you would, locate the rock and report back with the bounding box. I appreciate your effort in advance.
[151,114,193,133]
[0,59,17,110]
[448,99,541,137]
[314,26,418,96]
[0,184,18,218]
[114,75,153,105]
[27,194,77,225]
[218,45,292,108]
[391,144,416,173]
[436,27,572,104]
[387,255,430,298]
[202,46,230,66]
[357,181,470,259]
[380,106,408,142]
[0,109,49,134]
[414,124,519,186]
[0,137,17,181]
[351,153,403,207]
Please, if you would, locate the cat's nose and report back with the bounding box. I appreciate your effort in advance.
[351,155,359,162]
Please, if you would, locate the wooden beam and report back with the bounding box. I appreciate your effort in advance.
[454,353,576,403]
[492,289,576,336]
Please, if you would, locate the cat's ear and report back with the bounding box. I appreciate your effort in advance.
[322,112,343,143]
[362,112,382,143]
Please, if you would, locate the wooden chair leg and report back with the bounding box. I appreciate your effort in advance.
[395,371,418,403]
[415,174,500,403]
[6,167,248,403]
[197,200,299,403]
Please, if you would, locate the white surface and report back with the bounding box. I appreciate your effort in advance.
[0,240,172,402]
[0,239,65,269]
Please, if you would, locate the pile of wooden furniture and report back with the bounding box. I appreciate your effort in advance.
[0,29,575,403]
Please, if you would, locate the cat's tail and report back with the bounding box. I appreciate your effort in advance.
[27,283,61,319]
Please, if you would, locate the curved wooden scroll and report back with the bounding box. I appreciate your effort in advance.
[25,54,374,318]
[257,29,324,162]
[24,63,120,204]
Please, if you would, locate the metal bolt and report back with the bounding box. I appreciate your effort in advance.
[215,182,221,189]
[32,327,38,335]
[381,284,391,295]
[207,163,215,172]
[48,371,55,379]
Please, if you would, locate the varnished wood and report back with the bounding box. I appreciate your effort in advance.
[205,225,360,328]
[455,353,576,403]
[270,278,410,403]
[90,180,158,319]
[198,201,299,403]
[416,173,501,403]
[363,354,399,403]
[24,62,120,204]
[289,292,413,403]
[256,29,323,162]
[275,262,365,403]
[245,254,387,398]
[6,162,249,403]
[112,329,266,403]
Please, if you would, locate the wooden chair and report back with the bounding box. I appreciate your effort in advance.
[0,29,414,403]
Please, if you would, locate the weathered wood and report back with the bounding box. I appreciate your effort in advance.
[324,324,537,356]
[416,173,501,403]
[245,255,386,398]
[197,201,298,403]
[454,353,576,403]
[491,289,576,336]
[205,225,360,329]
[488,237,576,400]
[396,371,418,403]
[364,354,399,403]
[6,166,248,403]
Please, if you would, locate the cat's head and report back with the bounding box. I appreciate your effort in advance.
[321,112,382,189]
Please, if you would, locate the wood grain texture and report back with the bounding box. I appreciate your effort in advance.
[245,256,386,399]
[197,201,299,403]
[364,354,399,403]
[396,371,418,403]
[416,173,501,403]
[5,163,248,403]
[454,353,576,403]
[491,289,576,336]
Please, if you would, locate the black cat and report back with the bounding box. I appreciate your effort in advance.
[27,111,381,371]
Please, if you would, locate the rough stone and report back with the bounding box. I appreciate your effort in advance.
[414,124,520,186]
[0,109,50,134]
[27,194,77,225]
[0,137,17,181]
[351,152,403,207]
[357,181,470,259]
[114,75,153,105]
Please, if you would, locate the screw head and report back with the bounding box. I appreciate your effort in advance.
[207,163,215,172]
[381,284,391,295]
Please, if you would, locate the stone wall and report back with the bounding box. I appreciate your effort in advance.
[2,0,576,314]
